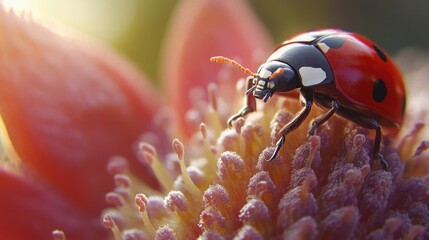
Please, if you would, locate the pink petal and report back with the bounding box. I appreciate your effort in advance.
[0,169,107,240]
[0,6,163,218]
[161,0,272,136]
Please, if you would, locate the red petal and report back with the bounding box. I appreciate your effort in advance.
[0,7,163,217]
[161,0,272,137]
[0,169,107,240]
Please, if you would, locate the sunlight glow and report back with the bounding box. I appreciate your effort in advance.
[2,0,31,14]
[1,0,138,43]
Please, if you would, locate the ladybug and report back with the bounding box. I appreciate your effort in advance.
[211,29,406,169]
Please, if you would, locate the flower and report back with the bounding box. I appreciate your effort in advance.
[1,1,429,240]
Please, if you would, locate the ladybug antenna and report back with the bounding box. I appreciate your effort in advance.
[210,56,257,77]
[269,68,285,80]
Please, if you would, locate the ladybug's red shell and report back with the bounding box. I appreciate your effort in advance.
[320,32,405,128]
[280,29,406,129]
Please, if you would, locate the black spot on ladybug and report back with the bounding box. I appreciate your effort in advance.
[373,79,387,102]
[401,95,406,116]
[320,37,345,49]
[373,45,387,62]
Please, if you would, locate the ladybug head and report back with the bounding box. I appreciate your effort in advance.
[253,61,300,101]
[210,56,300,102]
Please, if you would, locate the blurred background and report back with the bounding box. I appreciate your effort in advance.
[3,0,429,83]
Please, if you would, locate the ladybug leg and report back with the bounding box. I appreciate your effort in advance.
[346,115,387,170]
[374,129,387,170]
[227,77,257,128]
[365,120,387,170]
[268,88,314,161]
[307,100,339,137]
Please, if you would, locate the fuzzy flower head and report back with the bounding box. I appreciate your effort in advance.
[102,90,429,239]
[100,2,429,240]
